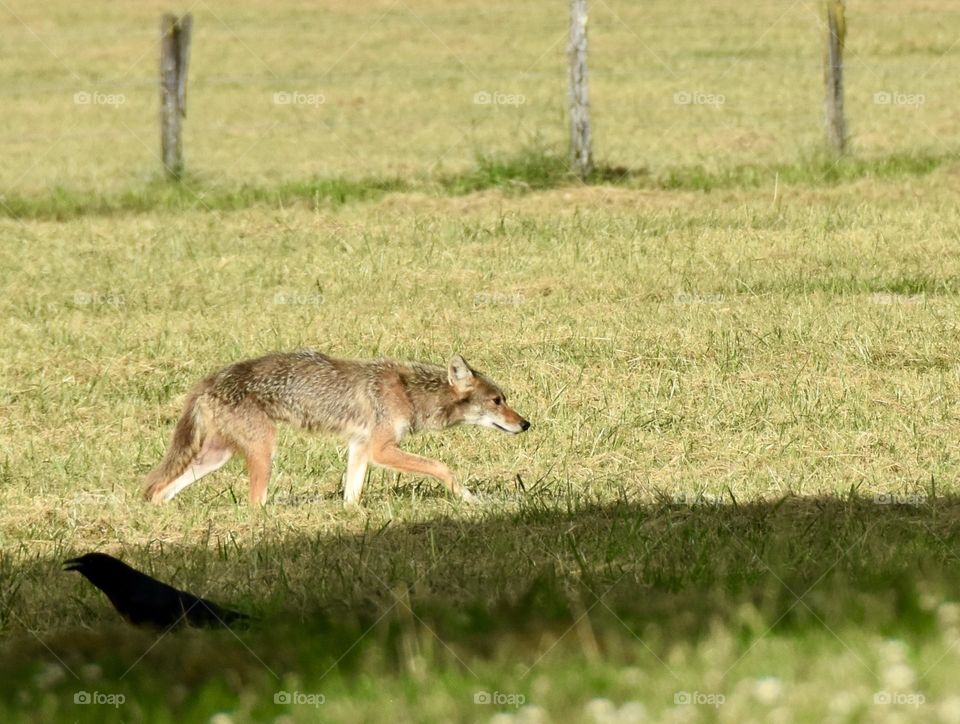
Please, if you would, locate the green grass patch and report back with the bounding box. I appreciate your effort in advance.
[657,150,954,192]
[0,175,412,221]
[3,148,954,221]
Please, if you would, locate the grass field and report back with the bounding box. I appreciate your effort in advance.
[3,1,960,722]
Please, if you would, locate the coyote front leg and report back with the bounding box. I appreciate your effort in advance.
[343,439,370,506]
[368,436,476,503]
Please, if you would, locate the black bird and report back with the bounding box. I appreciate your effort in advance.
[64,552,248,629]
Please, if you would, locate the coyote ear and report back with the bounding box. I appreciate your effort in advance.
[448,354,475,390]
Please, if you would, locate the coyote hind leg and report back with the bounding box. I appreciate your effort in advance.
[234,424,275,507]
[154,435,233,503]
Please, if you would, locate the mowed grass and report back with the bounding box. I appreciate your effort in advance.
[4,170,960,721]
[4,0,960,721]
[2,0,958,194]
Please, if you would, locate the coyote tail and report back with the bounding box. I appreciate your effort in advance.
[143,380,211,501]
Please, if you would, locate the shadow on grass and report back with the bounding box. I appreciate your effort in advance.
[2,494,958,680]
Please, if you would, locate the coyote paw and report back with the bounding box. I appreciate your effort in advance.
[460,488,481,505]
[143,486,167,505]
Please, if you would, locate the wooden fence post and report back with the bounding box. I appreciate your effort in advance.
[160,13,192,179]
[568,0,592,179]
[824,0,847,155]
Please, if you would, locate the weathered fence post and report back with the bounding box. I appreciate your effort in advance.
[568,0,592,179]
[160,13,192,179]
[824,0,847,155]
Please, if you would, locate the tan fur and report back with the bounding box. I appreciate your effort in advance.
[142,380,211,497]
[143,350,530,506]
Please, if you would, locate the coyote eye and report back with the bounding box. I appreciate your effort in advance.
[492,397,502,406]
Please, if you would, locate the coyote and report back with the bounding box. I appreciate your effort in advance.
[143,351,529,506]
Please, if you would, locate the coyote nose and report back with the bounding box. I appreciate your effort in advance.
[520,419,531,432]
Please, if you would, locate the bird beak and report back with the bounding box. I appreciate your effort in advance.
[63,557,83,571]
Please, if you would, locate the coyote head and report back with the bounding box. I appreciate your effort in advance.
[448,354,530,434]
